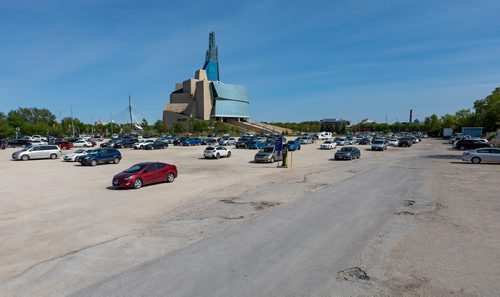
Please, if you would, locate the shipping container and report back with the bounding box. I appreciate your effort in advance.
[461,127,483,138]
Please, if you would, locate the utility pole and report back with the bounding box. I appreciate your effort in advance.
[70,105,75,138]
[110,112,114,136]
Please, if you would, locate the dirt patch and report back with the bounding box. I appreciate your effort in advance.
[224,215,244,220]
[250,201,281,211]
[394,211,415,215]
[336,267,371,282]
[219,197,247,205]
[402,200,415,206]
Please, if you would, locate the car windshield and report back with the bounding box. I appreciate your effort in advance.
[75,149,85,153]
[124,164,148,173]
[260,147,274,153]
[87,150,98,155]
[374,140,384,144]
[206,147,215,150]
[337,138,346,141]
[340,147,353,151]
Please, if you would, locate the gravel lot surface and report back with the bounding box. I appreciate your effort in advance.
[0,139,498,296]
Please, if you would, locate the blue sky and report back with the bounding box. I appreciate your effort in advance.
[1,0,499,124]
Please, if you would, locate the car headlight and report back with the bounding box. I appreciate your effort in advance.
[124,176,133,180]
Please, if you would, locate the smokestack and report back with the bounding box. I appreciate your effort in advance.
[409,109,413,123]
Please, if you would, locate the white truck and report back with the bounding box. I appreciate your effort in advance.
[316,132,333,140]
[443,128,453,139]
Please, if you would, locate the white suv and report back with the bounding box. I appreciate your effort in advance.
[133,139,154,149]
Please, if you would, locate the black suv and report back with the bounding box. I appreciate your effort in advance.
[8,139,32,147]
[1,139,8,149]
[455,139,493,151]
[398,138,413,147]
[144,140,168,150]
[112,138,138,149]
[78,148,122,166]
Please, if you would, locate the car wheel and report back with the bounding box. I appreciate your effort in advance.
[459,146,465,150]
[227,151,231,158]
[166,173,175,183]
[113,157,120,164]
[270,157,275,163]
[21,155,29,161]
[216,153,220,159]
[90,159,97,166]
[133,179,143,189]
[75,156,80,162]
[50,153,57,159]
[471,157,481,164]
[205,156,209,159]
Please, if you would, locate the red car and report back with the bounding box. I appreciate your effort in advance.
[112,162,177,189]
[57,141,74,150]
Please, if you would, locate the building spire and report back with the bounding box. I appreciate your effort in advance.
[203,31,220,81]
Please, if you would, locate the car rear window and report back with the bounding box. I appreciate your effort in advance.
[206,147,215,150]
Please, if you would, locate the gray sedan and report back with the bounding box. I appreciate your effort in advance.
[462,148,500,164]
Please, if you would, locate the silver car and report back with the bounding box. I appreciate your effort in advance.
[462,148,500,164]
[219,137,237,146]
[12,145,62,161]
[254,146,283,163]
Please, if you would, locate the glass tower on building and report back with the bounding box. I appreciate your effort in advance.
[203,32,220,81]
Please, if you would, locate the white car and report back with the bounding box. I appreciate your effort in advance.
[218,137,237,146]
[204,146,231,159]
[31,139,48,146]
[320,140,337,150]
[73,139,93,147]
[63,149,93,162]
[387,138,399,146]
[133,139,154,149]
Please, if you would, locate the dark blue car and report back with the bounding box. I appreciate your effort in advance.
[182,138,202,146]
[79,148,122,166]
[247,140,265,149]
[286,140,301,151]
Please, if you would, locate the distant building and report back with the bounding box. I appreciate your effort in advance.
[163,32,249,128]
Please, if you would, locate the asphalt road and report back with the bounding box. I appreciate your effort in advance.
[73,150,427,297]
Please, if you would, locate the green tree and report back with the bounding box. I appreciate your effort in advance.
[440,114,456,129]
[473,88,500,131]
[172,122,186,134]
[153,120,167,134]
[190,118,209,134]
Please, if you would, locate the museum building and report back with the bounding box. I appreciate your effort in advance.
[163,32,249,128]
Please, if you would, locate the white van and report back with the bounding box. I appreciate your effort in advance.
[11,145,63,161]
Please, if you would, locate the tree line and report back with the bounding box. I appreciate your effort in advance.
[269,88,500,137]
[1,88,498,138]
[0,107,243,138]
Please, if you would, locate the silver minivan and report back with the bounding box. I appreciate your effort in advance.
[12,145,63,161]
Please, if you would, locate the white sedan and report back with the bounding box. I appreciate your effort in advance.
[73,139,93,147]
[204,146,231,159]
[320,140,337,150]
[63,149,93,162]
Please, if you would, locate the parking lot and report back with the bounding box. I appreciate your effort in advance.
[1,138,499,296]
